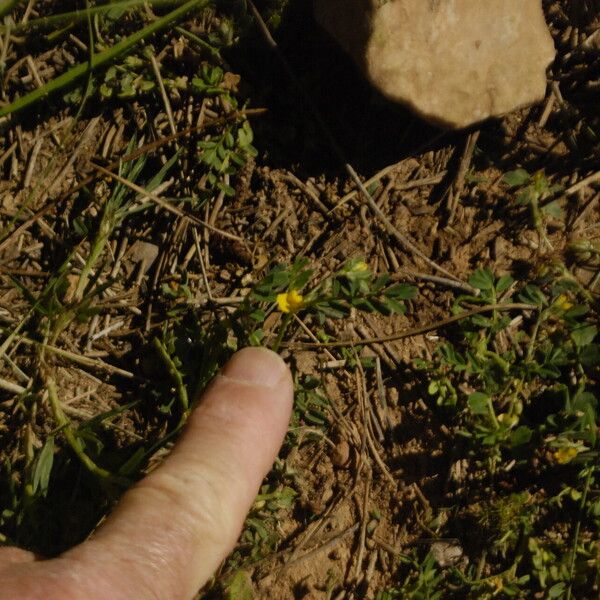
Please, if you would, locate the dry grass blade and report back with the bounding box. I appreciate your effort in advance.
[566,170,600,196]
[3,331,136,378]
[0,109,264,252]
[282,523,360,570]
[346,162,479,294]
[91,162,244,242]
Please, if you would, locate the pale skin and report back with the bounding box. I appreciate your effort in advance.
[0,347,294,600]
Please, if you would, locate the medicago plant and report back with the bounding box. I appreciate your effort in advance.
[408,268,599,598]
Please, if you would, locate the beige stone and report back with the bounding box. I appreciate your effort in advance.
[314,0,556,128]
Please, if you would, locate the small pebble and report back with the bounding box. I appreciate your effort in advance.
[332,440,350,467]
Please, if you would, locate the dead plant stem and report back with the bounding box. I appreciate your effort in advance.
[284,303,537,349]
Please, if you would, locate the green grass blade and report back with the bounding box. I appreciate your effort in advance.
[2,0,191,34]
[0,0,23,19]
[0,0,209,118]
[46,379,112,480]
[146,149,180,190]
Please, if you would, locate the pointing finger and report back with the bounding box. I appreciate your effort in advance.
[0,347,293,600]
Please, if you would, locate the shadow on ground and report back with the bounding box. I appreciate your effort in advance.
[226,1,446,177]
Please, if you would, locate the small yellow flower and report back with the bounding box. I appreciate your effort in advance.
[554,294,573,312]
[497,413,518,428]
[553,446,579,464]
[276,290,304,313]
[490,576,504,595]
[353,261,369,272]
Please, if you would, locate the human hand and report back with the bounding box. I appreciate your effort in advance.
[0,347,293,600]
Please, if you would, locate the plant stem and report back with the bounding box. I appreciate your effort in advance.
[46,378,114,480]
[530,195,552,252]
[0,0,209,117]
[284,303,538,349]
[487,396,499,429]
[175,25,224,64]
[74,210,114,303]
[526,311,544,362]
[566,466,594,600]
[272,314,292,352]
[153,338,189,413]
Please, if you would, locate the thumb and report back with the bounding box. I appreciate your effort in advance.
[1,347,293,600]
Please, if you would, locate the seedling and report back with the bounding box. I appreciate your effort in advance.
[502,169,563,253]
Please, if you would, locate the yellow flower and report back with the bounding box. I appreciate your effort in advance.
[554,294,573,312]
[553,446,579,464]
[353,261,369,272]
[497,413,518,428]
[490,576,504,594]
[276,290,304,313]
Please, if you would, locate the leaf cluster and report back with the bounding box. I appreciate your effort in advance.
[243,257,417,347]
[412,268,599,597]
[502,169,563,219]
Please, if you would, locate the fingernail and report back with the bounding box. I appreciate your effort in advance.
[220,347,288,389]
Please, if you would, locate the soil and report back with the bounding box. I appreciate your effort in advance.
[0,1,598,598]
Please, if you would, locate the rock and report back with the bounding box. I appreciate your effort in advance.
[314,0,556,128]
[430,540,467,568]
[331,440,351,467]
[128,240,159,274]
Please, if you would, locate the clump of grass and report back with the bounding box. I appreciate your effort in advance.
[0,0,263,551]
